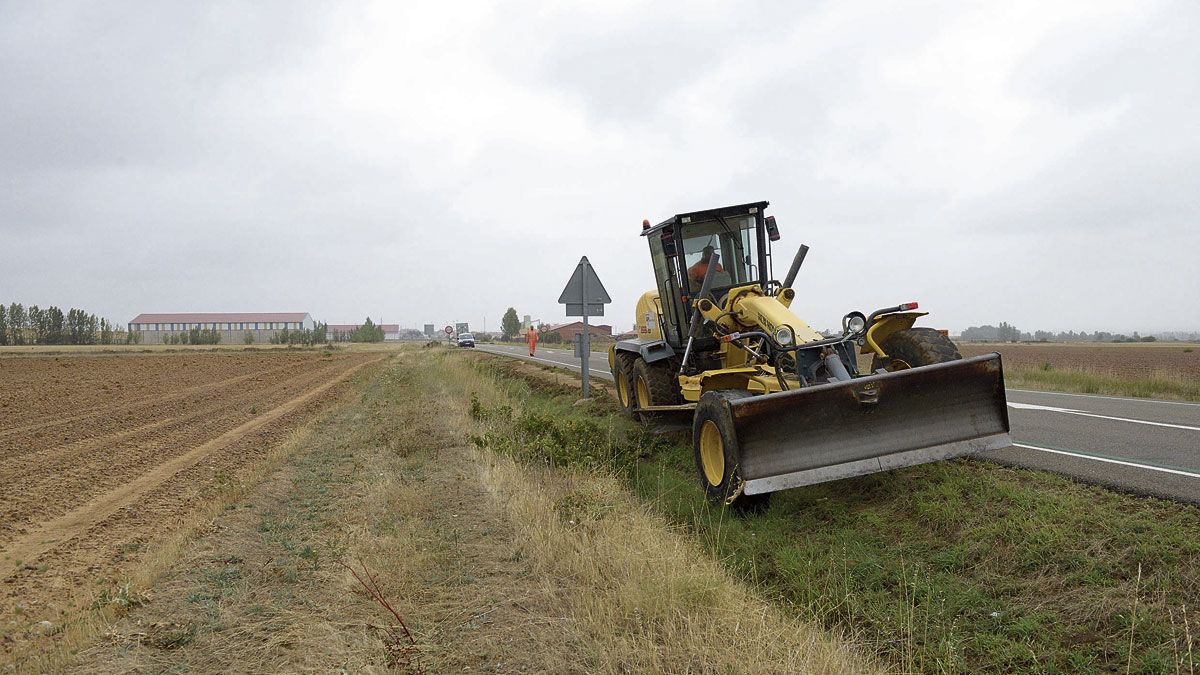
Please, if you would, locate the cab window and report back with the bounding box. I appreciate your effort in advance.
[681,215,760,293]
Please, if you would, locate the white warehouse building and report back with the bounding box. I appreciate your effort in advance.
[128,312,315,344]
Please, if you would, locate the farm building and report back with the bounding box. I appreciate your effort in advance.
[326,323,401,341]
[542,322,612,341]
[128,312,315,344]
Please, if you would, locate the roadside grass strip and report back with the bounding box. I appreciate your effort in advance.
[467,351,1200,674]
[1007,365,1200,402]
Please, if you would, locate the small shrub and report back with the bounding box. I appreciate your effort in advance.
[1038,362,1053,371]
[1185,348,1194,353]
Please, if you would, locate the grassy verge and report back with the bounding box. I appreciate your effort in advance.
[67,347,870,673]
[469,353,1200,673]
[423,349,873,673]
[1007,365,1200,401]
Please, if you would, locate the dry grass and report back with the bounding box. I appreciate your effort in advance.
[420,348,876,674]
[479,455,872,673]
[1005,364,1200,401]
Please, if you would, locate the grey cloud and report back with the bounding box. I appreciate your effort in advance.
[1,2,1197,334]
[962,4,1200,235]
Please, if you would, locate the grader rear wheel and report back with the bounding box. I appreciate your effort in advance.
[610,352,637,416]
[632,357,681,419]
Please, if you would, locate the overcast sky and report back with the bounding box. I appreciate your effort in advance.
[2,1,1197,334]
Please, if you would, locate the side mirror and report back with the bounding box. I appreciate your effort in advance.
[765,215,780,241]
[661,227,678,257]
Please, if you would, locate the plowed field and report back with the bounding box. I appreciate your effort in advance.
[959,342,1200,378]
[0,350,382,661]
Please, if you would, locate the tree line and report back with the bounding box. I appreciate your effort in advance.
[328,317,384,343]
[0,302,129,345]
[961,323,1162,343]
[269,322,329,346]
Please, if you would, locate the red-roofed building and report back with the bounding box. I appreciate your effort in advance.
[128,312,314,344]
[542,322,612,341]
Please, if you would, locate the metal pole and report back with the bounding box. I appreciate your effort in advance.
[581,262,590,397]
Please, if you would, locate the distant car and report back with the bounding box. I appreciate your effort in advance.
[456,332,475,348]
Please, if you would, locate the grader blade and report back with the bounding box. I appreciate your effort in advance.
[731,353,1010,495]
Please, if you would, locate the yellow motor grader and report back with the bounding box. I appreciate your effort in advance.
[608,201,1010,509]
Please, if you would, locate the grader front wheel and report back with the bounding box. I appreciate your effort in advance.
[872,327,962,371]
[692,390,771,513]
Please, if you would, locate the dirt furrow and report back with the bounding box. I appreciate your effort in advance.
[0,354,351,464]
[0,356,372,536]
[0,355,381,567]
[0,355,322,445]
[0,353,321,430]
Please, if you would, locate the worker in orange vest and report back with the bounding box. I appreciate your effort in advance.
[687,246,724,290]
[527,325,539,356]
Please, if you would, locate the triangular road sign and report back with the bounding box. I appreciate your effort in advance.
[558,256,611,305]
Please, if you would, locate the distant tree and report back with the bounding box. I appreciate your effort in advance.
[244,330,255,344]
[501,308,520,340]
[350,317,384,342]
[960,325,998,341]
[997,321,1021,342]
[43,305,64,343]
[313,321,327,344]
[31,306,51,344]
[8,303,26,345]
[99,318,114,345]
[0,303,6,345]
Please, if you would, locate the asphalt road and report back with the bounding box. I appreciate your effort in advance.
[475,343,1200,504]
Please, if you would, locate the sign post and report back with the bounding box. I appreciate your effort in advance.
[558,256,611,397]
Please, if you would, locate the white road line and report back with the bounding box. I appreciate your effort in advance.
[1012,443,1200,479]
[1007,388,1200,407]
[1007,402,1200,431]
[478,348,612,378]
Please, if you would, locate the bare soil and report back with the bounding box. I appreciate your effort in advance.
[0,351,382,666]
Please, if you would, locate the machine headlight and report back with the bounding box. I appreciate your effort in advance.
[774,325,795,346]
[843,311,867,335]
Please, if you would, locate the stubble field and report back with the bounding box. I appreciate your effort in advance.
[957,341,1200,378]
[0,350,382,665]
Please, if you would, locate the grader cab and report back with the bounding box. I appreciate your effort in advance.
[609,201,1010,508]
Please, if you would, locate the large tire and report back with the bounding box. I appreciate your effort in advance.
[632,357,682,415]
[610,351,637,417]
[692,390,771,513]
[872,327,962,371]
